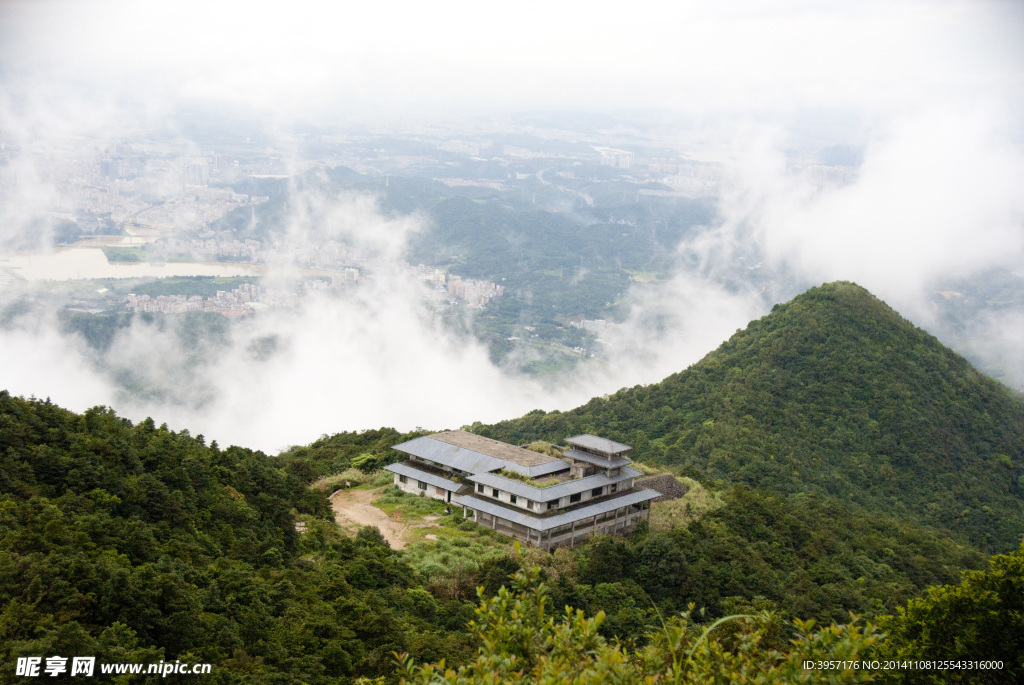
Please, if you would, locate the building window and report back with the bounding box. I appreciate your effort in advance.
[510,495,517,504]
[527,500,533,510]
[492,488,500,498]
[547,500,558,511]
[591,487,603,497]
[399,475,407,484]
[417,481,427,490]
[569,493,582,503]
[610,484,618,493]
[477,483,484,493]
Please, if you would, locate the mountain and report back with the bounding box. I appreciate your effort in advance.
[474,282,1024,553]
[0,392,990,682]
[4,276,1023,680]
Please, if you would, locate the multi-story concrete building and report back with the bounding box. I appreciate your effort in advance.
[385,430,659,550]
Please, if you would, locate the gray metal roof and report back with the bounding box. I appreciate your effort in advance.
[500,458,571,479]
[468,466,642,501]
[394,435,568,478]
[430,430,563,469]
[385,461,463,492]
[452,488,661,532]
[393,436,506,473]
[564,448,633,469]
[564,434,632,454]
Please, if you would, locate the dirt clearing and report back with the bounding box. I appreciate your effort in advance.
[330,487,441,550]
[330,487,409,548]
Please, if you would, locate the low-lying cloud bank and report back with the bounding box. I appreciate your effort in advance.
[1,0,1020,449]
[3,97,1023,451]
[0,185,765,452]
[4,98,1024,450]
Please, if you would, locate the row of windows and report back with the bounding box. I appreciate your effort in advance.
[397,474,428,490]
[477,482,621,509]
[477,483,538,509]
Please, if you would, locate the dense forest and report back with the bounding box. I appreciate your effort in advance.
[475,282,1024,554]
[0,393,478,682]
[2,393,1019,682]
[402,543,1023,684]
[3,281,1023,682]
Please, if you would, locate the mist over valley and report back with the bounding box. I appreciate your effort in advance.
[1,3,1024,683]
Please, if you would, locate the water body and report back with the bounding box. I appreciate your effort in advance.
[0,248,266,281]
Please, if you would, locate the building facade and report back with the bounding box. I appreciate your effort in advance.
[385,430,659,550]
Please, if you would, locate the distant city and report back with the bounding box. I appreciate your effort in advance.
[1,112,964,380]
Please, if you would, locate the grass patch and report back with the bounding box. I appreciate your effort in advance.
[374,487,450,520]
[628,460,664,476]
[403,534,509,579]
[378,491,515,585]
[525,441,563,457]
[130,276,259,298]
[311,468,392,492]
[494,468,560,488]
[649,476,725,531]
[401,516,513,592]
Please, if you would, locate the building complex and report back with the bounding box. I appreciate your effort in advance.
[385,430,659,550]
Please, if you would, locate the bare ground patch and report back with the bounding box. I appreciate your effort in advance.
[330,487,410,549]
[329,487,443,550]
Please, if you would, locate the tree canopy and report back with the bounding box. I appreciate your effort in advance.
[476,282,1024,553]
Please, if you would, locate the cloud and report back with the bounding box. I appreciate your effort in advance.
[0,190,565,451]
[681,104,1024,384]
[1,0,1022,450]
[2,1,1021,117]
[102,271,550,452]
[761,110,1024,295]
[970,308,1024,390]
[0,178,765,452]
[0,309,117,409]
[591,274,764,387]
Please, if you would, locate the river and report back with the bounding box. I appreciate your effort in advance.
[0,247,266,282]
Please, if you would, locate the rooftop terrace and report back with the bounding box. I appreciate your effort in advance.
[431,430,563,469]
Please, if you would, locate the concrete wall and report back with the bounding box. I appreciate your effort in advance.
[393,473,451,502]
[472,482,538,511]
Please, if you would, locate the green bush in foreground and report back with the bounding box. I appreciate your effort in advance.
[877,542,1024,684]
[399,561,881,684]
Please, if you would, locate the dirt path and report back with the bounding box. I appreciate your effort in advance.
[330,487,410,549]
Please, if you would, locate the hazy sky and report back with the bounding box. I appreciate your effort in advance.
[1,0,1023,450]
[2,0,1022,119]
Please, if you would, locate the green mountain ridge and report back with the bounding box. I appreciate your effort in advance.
[3,280,1024,681]
[475,281,1024,553]
[0,391,1003,683]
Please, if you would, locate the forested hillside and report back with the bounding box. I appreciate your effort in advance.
[0,393,478,683]
[476,282,1024,553]
[276,433,988,640]
[3,281,1023,681]
[402,542,1024,684]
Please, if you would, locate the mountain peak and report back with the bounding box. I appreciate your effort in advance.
[479,282,1024,553]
